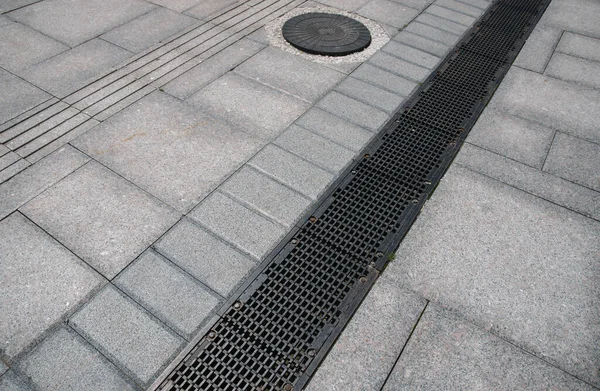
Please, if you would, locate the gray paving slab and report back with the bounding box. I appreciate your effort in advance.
[0,212,103,359]
[356,0,421,29]
[416,12,469,36]
[70,285,184,386]
[556,32,600,63]
[235,46,345,102]
[72,92,263,212]
[455,143,600,221]
[100,8,197,53]
[383,305,596,390]
[0,145,88,219]
[0,159,29,183]
[295,107,375,151]
[18,39,132,98]
[546,52,600,90]
[540,0,600,39]
[115,250,220,339]
[514,25,562,74]
[249,144,334,200]
[0,23,67,73]
[0,0,38,13]
[184,0,239,20]
[189,191,287,260]
[274,125,356,173]
[220,166,311,228]
[0,361,7,376]
[490,66,600,144]
[403,22,461,46]
[0,15,11,27]
[466,107,555,169]
[426,4,475,26]
[335,76,407,114]
[0,152,20,171]
[381,40,441,69]
[317,91,390,131]
[315,0,371,11]
[544,132,600,192]
[246,26,268,44]
[17,327,138,391]
[435,0,483,17]
[145,0,202,12]
[0,371,30,391]
[0,143,10,156]
[393,30,451,57]
[369,51,431,82]
[154,218,257,297]
[352,63,419,96]
[187,72,310,140]
[384,165,600,387]
[390,0,433,11]
[8,0,156,47]
[307,276,426,390]
[20,161,180,279]
[453,0,489,9]
[0,69,50,125]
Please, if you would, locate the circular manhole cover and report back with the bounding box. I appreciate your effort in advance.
[282,12,372,56]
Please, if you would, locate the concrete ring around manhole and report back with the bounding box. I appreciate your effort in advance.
[266,6,389,65]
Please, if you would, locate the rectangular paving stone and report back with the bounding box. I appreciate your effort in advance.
[490,67,600,144]
[184,0,239,20]
[101,8,197,53]
[145,0,202,12]
[404,22,461,46]
[317,91,390,132]
[115,250,220,340]
[0,212,104,359]
[317,0,371,10]
[383,305,596,390]
[307,276,426,391]
[249,144,334,199]
[274,125,356,173]
[0,145,89,219]
[0,15,11,27]
[357,0,421,28]
[154,218,257,297]
[540,0,600,39]
[187,72,310,140]
[435,0,483,17]
[0,68,50,125]
[189,191,287,260]
[221,166,311,228]
[0,159,29,184]
[453,0,490,9]
[426,4,475,26]
[17,327,137,391]
[9,0,156,47]
[544,132,600,192]
[513,25,562,73]
[0,0,38,13]
[545,52,600,90]
[352,63,419,96]
[381,40,441,69]
[72,91,263,213]
[70,285,184,386]
[295,107,375,151]
[235,46,345,102]
[369,51,431,82]
[466,107,555,169]
[384,165,600,387]
[393,30,451,57]
[556,32,600,63]
[0,361,7,377]
[456,143,600,221]
[21,161,180,279]
[0,371,30,391]
[0,151,20,171]
[391,0,433,11]
[416,12,469,36]
[335,76,407,114]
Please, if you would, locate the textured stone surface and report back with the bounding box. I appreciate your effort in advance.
[317,91,389,131]
[316,0,371,11]
[154,219,257,297]
[0,213,103,358]
[352,63,419,96]
[369,51,431,82]
[17,327,137,391]
[556,32,600,63]
[0,69,50,126]
[335,76,407,114]
[184,0,239,20]
[0,0,38,13]
[385,166,600,387]
[540,0,600,39]
[0,361,7,376]
[357,0,420,28]
[145,0,202,12]
[545,52,600,90]
[426,4,475,26]
[115,250,220,339]
[383,305,596,390]
[514,25,562,73]
[0,371,30,391]
[73,92,263,212]
[21,162,180,279]
[381,40,441,69]
[435,0,483,17]
[416,12,469,35]
[189,192,286,260]
[404,22,460,46]
[393,30,451,57]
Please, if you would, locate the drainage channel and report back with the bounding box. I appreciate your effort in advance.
[154,0,551,389]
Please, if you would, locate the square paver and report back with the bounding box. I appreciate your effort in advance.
[556,32,600,63]
[17,327,137,391]
[544,132,600,192]
[0,371,30,391]
[70,285,184,386]
[8,0,156,47]
[72,92,263,212]
[383,305,596,390]
[545,52,600,90]
[101,8,197,53]
[0,68,50,125]
[467,107,555,168]
[20,161,180,279]
[187,73,310,139]
[0,212,103,359]
[357,0,420,29]
[154,218,257,297]
[189,192,287,260]
[0,23,67,73]
[235,46,345,102]
[384,165,600,387]
[317,91,389,131]
[19,39,132,98]
[513,25,562,73]
[115,250,220,339]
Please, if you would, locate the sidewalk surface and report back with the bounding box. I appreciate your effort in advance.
[0,0,598,389]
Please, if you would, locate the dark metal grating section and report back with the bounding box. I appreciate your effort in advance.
[156,0,550,390]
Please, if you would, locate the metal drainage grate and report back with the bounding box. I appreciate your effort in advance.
[156,0,550,390]
[282,13,371,56]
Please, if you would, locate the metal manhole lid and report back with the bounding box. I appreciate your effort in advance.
[282,12,371,56]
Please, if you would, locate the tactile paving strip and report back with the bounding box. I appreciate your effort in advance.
[155,0,550,389]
